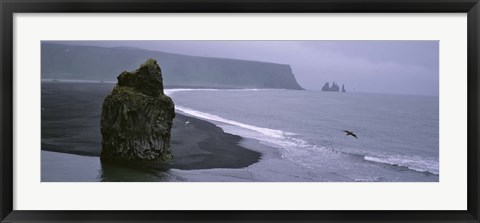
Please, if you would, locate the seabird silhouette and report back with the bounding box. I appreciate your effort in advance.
[343,130,357,139]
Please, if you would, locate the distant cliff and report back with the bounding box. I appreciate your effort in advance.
[41,43,304,90]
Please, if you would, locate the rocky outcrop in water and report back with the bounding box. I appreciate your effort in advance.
[322,81,342,92]
[100,59,175,163]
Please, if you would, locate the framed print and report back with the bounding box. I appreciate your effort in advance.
[1,0,479,222]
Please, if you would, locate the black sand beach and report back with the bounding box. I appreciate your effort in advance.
[41,82,261,170]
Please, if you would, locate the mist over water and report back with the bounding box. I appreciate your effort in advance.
[40,40,440,182]
[50,40,439,96]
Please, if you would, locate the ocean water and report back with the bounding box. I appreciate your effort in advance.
[164,89,439,182]
[41,86,439,182]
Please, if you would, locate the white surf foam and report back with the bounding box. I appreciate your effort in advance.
[167,89,359,159]
[364,155,439,175]
[164,89,219,95]
[167,88,439,178]
[166,88,294,139]
[164,88,270,96]
[178,104,440,176]
[166,88,306,148]
[176,105,290,139]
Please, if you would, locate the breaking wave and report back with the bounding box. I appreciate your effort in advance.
[364,155,439,175]
[167,88,439,176]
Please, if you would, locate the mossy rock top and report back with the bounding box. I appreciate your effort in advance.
[117,58,164,97]
[101,58,175,163]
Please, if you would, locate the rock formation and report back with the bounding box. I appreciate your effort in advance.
[322,81,343,92]
[321,82,331,91]
[342,84,346,92]
[330,82,340,92]
[100,59,175,163]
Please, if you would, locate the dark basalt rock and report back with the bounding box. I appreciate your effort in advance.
[322,81,345,92]
[330,82,340,92]
[100,59,175,163]
[321,82,331,91]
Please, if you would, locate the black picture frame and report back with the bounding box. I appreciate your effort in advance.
[1,0,479,222]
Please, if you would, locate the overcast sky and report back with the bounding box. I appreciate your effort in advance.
[53,40,439,96]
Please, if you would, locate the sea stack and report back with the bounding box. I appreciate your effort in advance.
[322,81,346,92]
[100,59,175,163]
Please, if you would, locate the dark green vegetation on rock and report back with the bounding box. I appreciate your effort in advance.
[100,59,175,164]
[41,42,304,90]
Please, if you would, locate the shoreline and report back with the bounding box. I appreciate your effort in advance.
[41,82,440,182]
[41,78,304,90]
[41,82,262,170]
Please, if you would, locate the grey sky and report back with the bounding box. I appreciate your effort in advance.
[52,40,439,96]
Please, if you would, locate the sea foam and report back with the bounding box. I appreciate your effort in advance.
[364,155,439,175]
[167,88,440,177]
[167,89,311,149]
[176,105,289,139]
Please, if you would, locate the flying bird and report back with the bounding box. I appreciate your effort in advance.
[185,120,190,127]
[343,130,358,139]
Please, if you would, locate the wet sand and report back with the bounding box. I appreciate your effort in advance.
[41,82,261,170]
